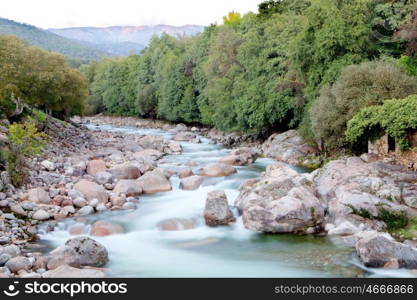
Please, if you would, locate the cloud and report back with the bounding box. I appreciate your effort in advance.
[0,0,260,28]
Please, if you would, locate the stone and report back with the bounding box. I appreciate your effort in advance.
[168,141,182,153]
[137,135,164,151]
[356,232,417,269]
[122,202,136,210]
[0,244,21,257]
[172,132,197,142]
[32,209,50,221]
[200,163,237,177]
[5,256,32,273]
[113,180,142,197]
[261,130,317,165]
[10,204,26,217]
[95,172,114,185]
[86,159,106,176]
[0,253,11,266]
[235,163,325,234]
[60,236,109,267]
[28,188,51,204]
[137,169,171,194]
[204,190,235,226]
[42,264,105,278]
[178,168,193,178]
[74,179,108,204]
[133,149,164,161]
[41,160,56,171]
[90,220,124,237]
[77,206,94,216]
[109,165,141,180]
[219,147,259,166]
[180,176,204,190]
[73,197,87,208]
[157,218,196,231]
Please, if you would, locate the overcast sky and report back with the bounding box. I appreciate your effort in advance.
[0,0,260,28]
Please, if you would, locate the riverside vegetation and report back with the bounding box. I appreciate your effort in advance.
[0,0,417,277]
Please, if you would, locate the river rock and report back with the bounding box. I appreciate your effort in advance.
[32,209,50,221]
[235,163,325,233]
[137,135,164,151]
[179,168,193,178]
[158,218,196,231]
[28,188,51,204]
[74,179,108,203]
[137,169,171,194]
[86,159,106,176]
[95,171,114,185]
[77,205,94,216]
[168,141,182,153]
[52,237,109,268]
[219,147,259,166]
[109,165,141,180]
[10,204,26,217]
[90,220,124,237]
[5,256,33,273]
[0,244,21,257]
[172,132,196,142]
[73,197,87,208]
[113,180,142,196]
[262,130,317,165]
[200,163,237,177]
[204,190,235,226]
[122,202,136,210]
[42,264,105,278]
[356,232,417,269]
[180,176,204,190]
[41,160,56,171]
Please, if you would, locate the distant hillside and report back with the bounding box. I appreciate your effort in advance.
[0,18,108,61]
[49,25,205,56]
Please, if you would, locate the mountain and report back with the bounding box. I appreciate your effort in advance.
[49,25,205,56]
[0,18,109,61]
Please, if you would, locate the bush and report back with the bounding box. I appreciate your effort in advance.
[310,60,417,150]
[7,121,45,186]
[346,95,417,150]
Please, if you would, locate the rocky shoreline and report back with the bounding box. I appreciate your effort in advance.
[1,115,417,277]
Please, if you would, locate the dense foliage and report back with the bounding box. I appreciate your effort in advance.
[311,60,417,150]
[0,35,88,119]
[346,95,417,150]
[82,0,417,150]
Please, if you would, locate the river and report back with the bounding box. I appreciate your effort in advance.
[35,123,415,278]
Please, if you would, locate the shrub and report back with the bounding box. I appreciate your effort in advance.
[7,121,45,186]
[310,60,417,150]
[346,95,417,150]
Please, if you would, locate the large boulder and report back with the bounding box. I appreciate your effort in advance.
[109,164,141,180]
[168,141,182,153]
[42,264,105,278]
[219,147,259,166]
[312,158,415,230]
[137,169,171,194]
[137,135,164,151]
[204,190,235,226]
[90,220,124,237]
[235,163,325,233]
[95,171,114,185]
[32,209,50,221]
[113,180,142,196]
[200,163,237,177]
[5,256,32,273]
[74,180,108,204]
[61,237,108,267]
[180,176,204,190]
[261,130,317,165]
[356,232,417,269]
[86,159,107,176]
[28,188,51,204]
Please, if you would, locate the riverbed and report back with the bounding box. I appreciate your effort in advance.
[36,123,414,278]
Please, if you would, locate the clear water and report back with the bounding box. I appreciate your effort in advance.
[37,124,416,278]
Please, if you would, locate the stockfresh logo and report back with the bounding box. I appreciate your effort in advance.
[3,281,20,297]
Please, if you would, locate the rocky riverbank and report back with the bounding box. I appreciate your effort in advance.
[1,114,417,277]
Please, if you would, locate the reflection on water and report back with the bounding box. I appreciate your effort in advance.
[36,124,415,278]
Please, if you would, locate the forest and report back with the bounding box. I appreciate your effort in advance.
[81,0,417,152]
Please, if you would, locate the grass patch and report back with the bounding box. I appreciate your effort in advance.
[390,217,417,240]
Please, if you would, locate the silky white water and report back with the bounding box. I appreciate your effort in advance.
[36,124,416,278]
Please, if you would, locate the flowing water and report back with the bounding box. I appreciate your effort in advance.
[36,124,416,278]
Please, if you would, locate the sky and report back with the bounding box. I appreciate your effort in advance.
[0,0,261,28]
